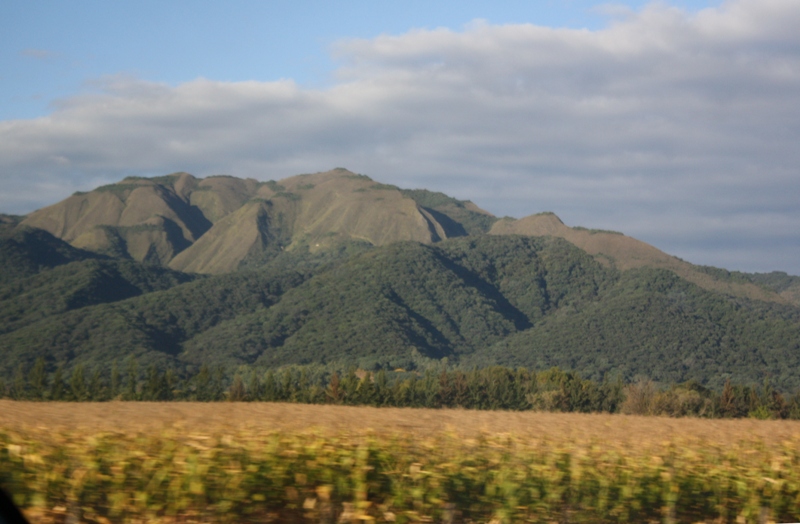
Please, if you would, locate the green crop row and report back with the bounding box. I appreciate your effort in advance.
[2,428,800,523]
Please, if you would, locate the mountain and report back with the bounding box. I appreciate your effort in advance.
[2,169,799,389]
[489,212,780,303]
[20,169,494,273]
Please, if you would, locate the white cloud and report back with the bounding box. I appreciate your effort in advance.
[1,0,799,273]
[20,49,58,60]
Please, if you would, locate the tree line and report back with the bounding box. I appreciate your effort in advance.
[2,358,800,419]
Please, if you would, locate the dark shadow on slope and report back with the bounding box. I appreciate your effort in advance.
[0,227,106,285]
[421,207,469,239]
[160,189,213,242]
[433,251,533,332]
[384,288,457,359]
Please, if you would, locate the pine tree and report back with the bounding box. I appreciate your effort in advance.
[374,369,389,406]
[293,369,310,403]
[70,364,88,401]
[247,370,262,401]
[11,364,26,400]
[228,374,246,401]
[28,358,47,400]
[438,370,453,408]
[50,366,66,401]
[144,365,161,401]
[110,361,121,399]
[195,365,212,401]
[423,370,440,408]
[280,369,293,402]
[263,370,277,402]
[125,358,139,401]
[451,370,470,408]
[211,366,225,401]
[356,374,377,406]
[164,369,177,400]
[88,367,104,400]
[341,368,359,405]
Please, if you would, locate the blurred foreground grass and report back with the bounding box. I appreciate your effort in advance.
[2,404,800,522]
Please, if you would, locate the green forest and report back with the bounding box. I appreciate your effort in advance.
[4,358,800,420]
[3,222,800,394]
[3,171,800,403]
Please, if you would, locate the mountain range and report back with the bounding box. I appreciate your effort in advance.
[2,168,800,389]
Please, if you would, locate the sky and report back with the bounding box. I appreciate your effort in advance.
[2,0,798,275]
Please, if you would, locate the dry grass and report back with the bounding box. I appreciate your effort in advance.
[4,400,800,447]
[6,401,800,522]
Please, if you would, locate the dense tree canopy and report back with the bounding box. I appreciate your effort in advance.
[2,227,800,392]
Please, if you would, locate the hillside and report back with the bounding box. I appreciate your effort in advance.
[2,169,799,389]
[489,212,781,304]
[2,233,800,389]
[19,169,494,273]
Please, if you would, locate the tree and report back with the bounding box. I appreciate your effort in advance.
[211,366,225,401]
[11,364,26,400]
[280,369,294,402]
[326,372,343,404]
[110,361,121,399]
[228,374,246,401]
[49,366,66,401]
[356,373,377,405]
[70,364,88,401]
[451,370,470,408]
[195,365,212,401]
[293,369,310,403]
[438,370,453,408]
[144,365,169,401]
[719,380,737,418]
[341,368,359,405]
[422,370,440,408]
[124,358,139,400]
[621,379,656,415]
[263,370,277,401]
[247,370,262,401]
[164,369,177,400]
[87,367,104,400]
[374,369,389,406]
[28,358,47,400]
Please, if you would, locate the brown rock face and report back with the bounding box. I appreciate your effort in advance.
[13,168,790,304]
[19,169,454,272]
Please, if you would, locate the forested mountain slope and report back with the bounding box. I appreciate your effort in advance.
[468,267,800,390]
[490,212,781,304]
[2,169,799,389]
[2,233,799,389]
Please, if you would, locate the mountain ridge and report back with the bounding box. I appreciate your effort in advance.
[3,168,800,390]
[11,168,793,304]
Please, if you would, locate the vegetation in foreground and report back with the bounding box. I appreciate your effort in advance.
[2,407,800,523]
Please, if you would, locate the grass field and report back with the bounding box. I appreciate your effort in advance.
[3,401,800,523]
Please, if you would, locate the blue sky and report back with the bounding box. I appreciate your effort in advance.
[2,0,723,119]
[3,0,799,275]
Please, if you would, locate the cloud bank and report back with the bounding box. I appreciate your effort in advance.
[2,0,799,273]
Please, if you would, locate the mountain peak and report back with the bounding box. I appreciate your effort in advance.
[15,168,487,273]
[8,169,791,304]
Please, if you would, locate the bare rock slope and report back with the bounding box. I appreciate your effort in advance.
[21,169,464,274]
[15,168,791,304]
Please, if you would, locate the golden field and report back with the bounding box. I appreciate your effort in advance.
[2,400,800,523]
